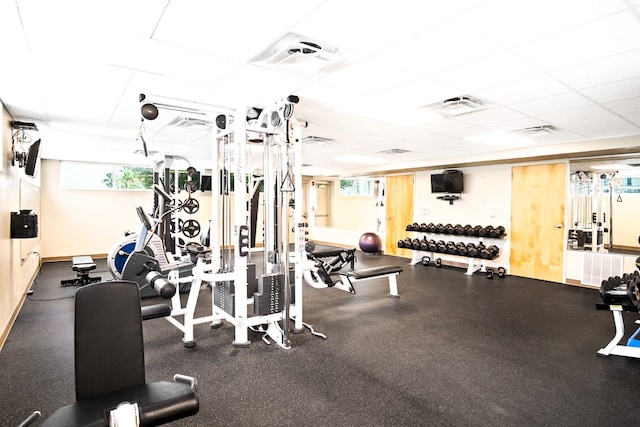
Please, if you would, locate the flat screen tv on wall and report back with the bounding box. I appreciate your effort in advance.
[430,171,463,194]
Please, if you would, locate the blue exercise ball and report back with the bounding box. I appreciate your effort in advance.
[359,232,381,254]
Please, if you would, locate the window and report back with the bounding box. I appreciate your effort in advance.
[339,179,374,196]
[61,162,153,190]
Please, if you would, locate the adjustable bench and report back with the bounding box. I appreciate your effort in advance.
[61,256,102,287]
[336,265,403,297]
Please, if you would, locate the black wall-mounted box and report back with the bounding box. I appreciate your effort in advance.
[11,210,38,239]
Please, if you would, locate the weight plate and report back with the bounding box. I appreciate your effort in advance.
[183,198,200,214]
[182,219,201,238]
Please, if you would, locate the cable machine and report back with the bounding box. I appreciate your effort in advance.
[166,96,313,349]
[568,170,616,252]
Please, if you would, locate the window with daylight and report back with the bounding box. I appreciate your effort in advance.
[339,178,374,196]
[61,161,153,190]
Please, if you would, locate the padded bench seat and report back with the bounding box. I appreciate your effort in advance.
[61,256,102,287]
[344,265,403,279]
[338,265,403,297]
[42,381,199,427]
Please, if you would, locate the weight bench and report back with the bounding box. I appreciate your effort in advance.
[42,281,199,426]
[336,265,403,297]
[61,256,102,287]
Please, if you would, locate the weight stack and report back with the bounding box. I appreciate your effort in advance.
[253,273,285,316]
[214,280,235,316]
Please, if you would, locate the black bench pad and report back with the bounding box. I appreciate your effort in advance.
[42,381,199,427]
[313,248,356,258]
[344,265,403,279]
[142,303,172,320]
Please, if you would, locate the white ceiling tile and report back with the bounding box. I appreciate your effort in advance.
[320,59,422,96]
[455,0,627,47]
[516,11,640,71]
[550,49,640,90]
[510,92,593,115]
[602,96,640,114]
[536,105,626,127]
[475,75,571,105]
[430,52,542,92]
[201,64,312,108]
[579,77,640,103]
[153,0,324,61]
[292,0,487,57]
[375,78,461,109]
[453,107,528,126]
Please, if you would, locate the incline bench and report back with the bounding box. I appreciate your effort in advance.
[61,256,102,287]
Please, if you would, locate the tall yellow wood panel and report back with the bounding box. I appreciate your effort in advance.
[510,163,566,282]
[385,174,414,258]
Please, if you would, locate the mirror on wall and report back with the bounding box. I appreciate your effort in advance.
[569,155,640,253]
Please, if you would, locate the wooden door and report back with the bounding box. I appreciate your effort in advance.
[385,174,414,257]
[511,163,566,282]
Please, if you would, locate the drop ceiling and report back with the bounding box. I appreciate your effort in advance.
[2,0,640,176]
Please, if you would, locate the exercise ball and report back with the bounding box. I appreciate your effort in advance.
[359,232,381,254]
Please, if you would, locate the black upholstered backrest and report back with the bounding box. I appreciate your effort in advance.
[74,280,146,401]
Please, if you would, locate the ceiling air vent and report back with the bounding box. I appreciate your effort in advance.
[250,32,346,78]
[167,116,213,130]
[302,135,333,145]
[514,125,558,137]
[378,148,411,155]
[426,95,487,116]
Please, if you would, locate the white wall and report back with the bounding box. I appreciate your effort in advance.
[410,165,512,270]
[40,160,213,259]
[1,103,41,349]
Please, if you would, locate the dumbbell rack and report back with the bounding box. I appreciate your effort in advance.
[596,303,640,358]
[402,224,505,276]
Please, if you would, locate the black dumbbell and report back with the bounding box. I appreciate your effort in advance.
[397,239,406,248]
[467,243,478,257]
[427,239,438,252]
[457,242,468,256]
[447,241,458,254]
[444,224,455,234]
[480,245,499,259]
[419,238,429,251]
[406,223,416,231]
[419,223,428,232]
[436,240,447,253]
[436,224,446,234]
[426,223,436,233]
[478,226,493,237]
[457,225,471,235]
[489,226,505,238]
[467,225,482,236]
[412,238,422,250]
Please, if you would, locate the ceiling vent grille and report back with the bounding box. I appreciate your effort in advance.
[250,32,346,78]
[167,116,213,130]
[378,148,411,155]
[514,125,558,136]
[425,95,487,116]
[302,135,334,145]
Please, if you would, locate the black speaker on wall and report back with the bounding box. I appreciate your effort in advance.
[11,210,38,239]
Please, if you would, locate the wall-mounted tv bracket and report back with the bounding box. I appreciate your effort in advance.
[437,194,460,205]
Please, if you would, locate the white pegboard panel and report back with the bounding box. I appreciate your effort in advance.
[582,252,624,286]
